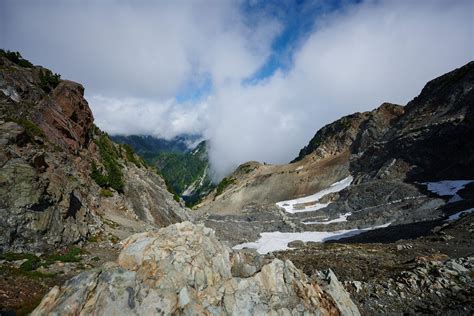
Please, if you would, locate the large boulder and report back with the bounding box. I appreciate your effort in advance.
[33,222,356,315]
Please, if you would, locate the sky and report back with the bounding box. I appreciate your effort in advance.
[1,0,473,180]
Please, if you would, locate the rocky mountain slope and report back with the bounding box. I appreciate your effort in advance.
[195,62,474,313]
[0,51,190,254]
[197,102,404,214]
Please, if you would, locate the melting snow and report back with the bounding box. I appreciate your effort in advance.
[233,223,391,254]
[303,212,352,225]
[446,208,474,221]
[424,180,474,203]
[276,176,353,213]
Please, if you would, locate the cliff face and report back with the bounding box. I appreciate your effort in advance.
[352,62,474,182]
[0,54,189,252]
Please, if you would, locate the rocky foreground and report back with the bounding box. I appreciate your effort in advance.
[32,222,359,315]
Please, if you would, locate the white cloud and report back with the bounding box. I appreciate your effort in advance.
[205,0,474,178]
[2,0,280,98]
[2,0,473,180]
[88,95,210,140]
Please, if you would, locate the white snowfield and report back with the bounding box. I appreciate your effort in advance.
[424,180,474,203]
[276,176,353,214]
[303,212,353,225]
[446,208,474,221]
[233,223,391,254]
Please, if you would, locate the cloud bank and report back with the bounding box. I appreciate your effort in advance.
[2,0,473,180]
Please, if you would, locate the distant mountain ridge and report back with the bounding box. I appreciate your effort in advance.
[111,134,201,162]
[111,134,214,206]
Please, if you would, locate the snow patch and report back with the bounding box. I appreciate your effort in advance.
[296,166,304,171]
[233,222,391,254]
[303,212,352,225]
[276,176,353,214]
[446,208,474,221]
[424,180,474,203]
[182,166,208,196]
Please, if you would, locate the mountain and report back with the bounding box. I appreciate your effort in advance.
[155,140,215,206]
[197,102,404,214]
[195,62,474,313]
[2,49,473,315]
[1,51,357,315]
[112,134,214,206]
[111,134,200,162]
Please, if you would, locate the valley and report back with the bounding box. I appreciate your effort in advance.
[0,49,473,315]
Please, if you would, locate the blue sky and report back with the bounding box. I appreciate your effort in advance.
[176,0,361,102]
[243,0,360,82]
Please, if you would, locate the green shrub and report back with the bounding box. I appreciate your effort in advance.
[0,265,54,280]
[173,194,180,202]
[0,49,33,67]
[91,135,124,193]
[122,143,141,167]
[10,118,44,139]
[39,69,61,93]
[0,252,42,271]
[19,256,42,271]
[99,188,114,197]
[91,161,108,187]
[215,177,236,196]
[44,247,84,264]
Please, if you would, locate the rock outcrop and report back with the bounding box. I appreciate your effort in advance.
[352,61,474,181]
[33,222,353,315]
[0,53,188,252]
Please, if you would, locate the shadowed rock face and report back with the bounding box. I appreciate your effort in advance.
[32,222,353,315]
[352,61,474,181]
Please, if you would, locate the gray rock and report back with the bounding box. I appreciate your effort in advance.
[32,222,348,315]
[321,269,361,316]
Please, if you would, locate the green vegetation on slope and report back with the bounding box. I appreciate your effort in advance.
[154,151,207,195]
[39,69,61,93]
[122,143,144,168]
[91,134,125,193]
[91,133,147,193]
[10,118,45,139]
[0,49,34,68]
[215,177,236,196]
